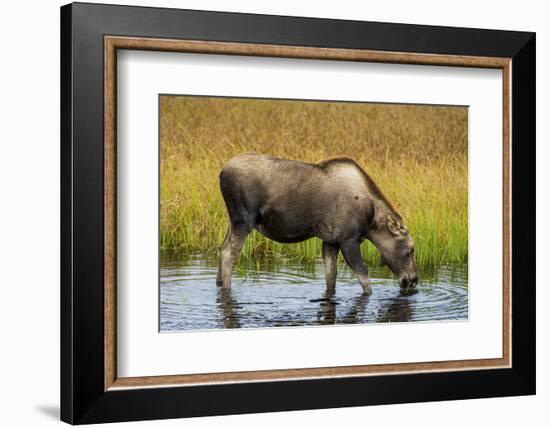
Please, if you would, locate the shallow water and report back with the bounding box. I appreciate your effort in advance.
[160,256,468,332]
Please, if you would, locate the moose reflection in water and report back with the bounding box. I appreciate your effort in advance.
[160,256,467,332]
[218,284,418,328]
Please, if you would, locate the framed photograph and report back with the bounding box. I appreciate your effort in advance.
[60,2,535,424]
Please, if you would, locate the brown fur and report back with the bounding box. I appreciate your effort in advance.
[317,156,402,222]
[216,153,417,294]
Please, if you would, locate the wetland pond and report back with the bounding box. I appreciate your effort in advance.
[160,255,468,332]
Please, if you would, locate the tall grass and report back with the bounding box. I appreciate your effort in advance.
[160,96,468,267]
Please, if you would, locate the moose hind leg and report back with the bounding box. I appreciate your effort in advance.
[322,242,340,291]
[216,226,231,286]
[340,240,372,295]
[218,224,249,289]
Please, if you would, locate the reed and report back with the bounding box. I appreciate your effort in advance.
[160,96,468,267]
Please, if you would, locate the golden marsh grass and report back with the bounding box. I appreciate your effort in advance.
[160,96,468,266]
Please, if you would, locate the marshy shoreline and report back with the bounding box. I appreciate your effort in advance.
[160,95,468,267]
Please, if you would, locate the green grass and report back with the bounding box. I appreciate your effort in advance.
[160,96,468,267]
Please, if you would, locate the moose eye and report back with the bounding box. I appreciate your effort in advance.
[407,248,414,256]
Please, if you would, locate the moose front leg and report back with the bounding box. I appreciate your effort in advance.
[322,242,340,291]
[340,239,372,295]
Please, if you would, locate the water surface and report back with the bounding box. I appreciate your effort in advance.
[160,256,468,332]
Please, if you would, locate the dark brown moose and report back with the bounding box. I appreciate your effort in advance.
[216,153,418,295]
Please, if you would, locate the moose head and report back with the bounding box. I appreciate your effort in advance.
[369,214,418,290]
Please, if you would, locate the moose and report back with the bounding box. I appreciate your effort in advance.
[216,153,418,295]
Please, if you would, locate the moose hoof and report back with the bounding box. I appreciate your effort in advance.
[362,285,372,296]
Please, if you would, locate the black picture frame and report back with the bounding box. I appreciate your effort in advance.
[61,2,535,424]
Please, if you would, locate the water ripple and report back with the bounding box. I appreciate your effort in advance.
[160,257,468,331]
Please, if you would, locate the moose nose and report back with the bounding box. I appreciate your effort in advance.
[400,274,418,289]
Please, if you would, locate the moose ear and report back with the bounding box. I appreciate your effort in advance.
[386,214,401,236]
